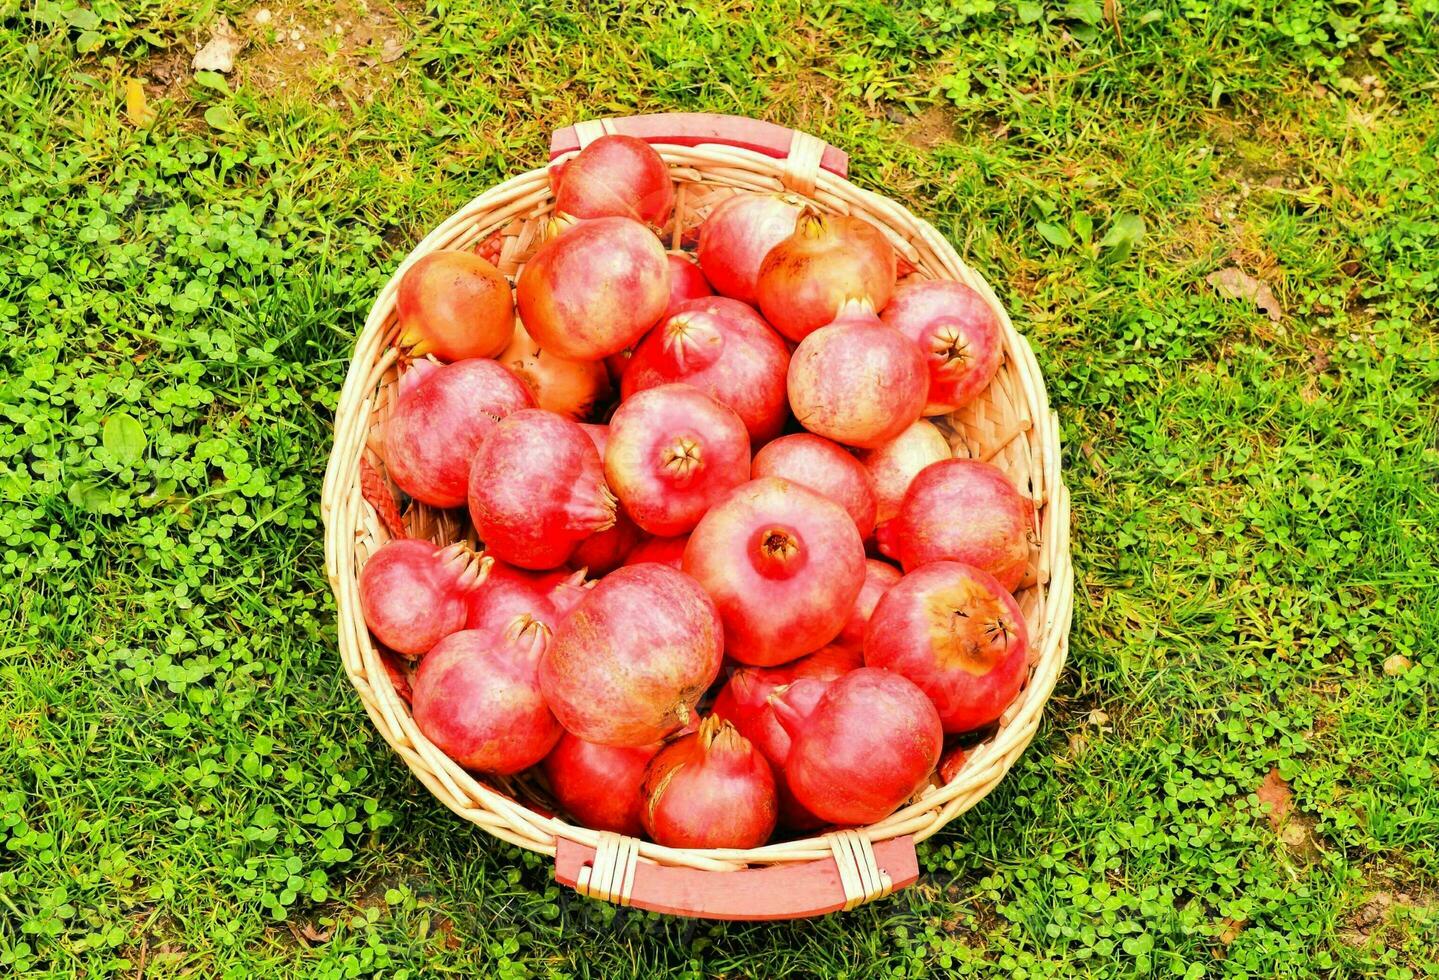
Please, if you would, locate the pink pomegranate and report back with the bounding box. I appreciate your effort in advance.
[755,210,896,341]
[516,216,670,360]
[623,534,689,568]
[543,733,661,837]
[751,433,877,538]
[465,561,589,634]
[621,297,790,443]
[834,559,903,650]
[875,458,1030,591]
[467,409,617,569]
[384,359,534,508]
[552,135,675,226]
[787,303,928,449]
[570,507,643,574]
[640,716,777,848]
[864,561,1028,733]
[663,252,713,318]
[774,667,942,825]
[396,250,513,361]
[860,421,951,524]
[411,615,562,774]
[697,193,803,304]
[881,280,1003,414]
[605,384,750,536]
[359,540,487,657]
[497,322,611,422]
[378,646,415,705]
[683,477,865,666]
[540,563,724,745]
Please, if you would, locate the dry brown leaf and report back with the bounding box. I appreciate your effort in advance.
[1383,654,1412,676]
[300,922,333,942]
[193,16,244,73]
[1218,917,1247,945]
[124,79,154,127]
[381,36,406,63]
[1255,768,1293,829]
[1206,267,1283,321]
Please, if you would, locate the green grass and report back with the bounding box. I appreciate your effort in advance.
[3,0,1439,975]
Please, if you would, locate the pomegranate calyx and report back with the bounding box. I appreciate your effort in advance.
[661,437,704,479]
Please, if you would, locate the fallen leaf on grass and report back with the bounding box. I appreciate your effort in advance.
[124,79,154,127]
[1383,654,1412,676]
[1255,768,1292,829]
[1207,267,1283,321]
[193,16,244,73]
[1218,917,1247,945]
[381,36,406,63]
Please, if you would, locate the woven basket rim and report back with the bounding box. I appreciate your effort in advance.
[321,136,1074,873]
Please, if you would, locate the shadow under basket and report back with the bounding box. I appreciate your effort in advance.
[321,113,1074,921]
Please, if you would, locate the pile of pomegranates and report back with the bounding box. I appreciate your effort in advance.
[359,135,1033,849]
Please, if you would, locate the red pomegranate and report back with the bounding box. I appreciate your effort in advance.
[640,715,777,848]
[396,250,514,361]
[570,507,643,574]
[834,559,903,650]
[865,561,1028,733]
[697,192,803,304]
[755,210,896,342]
[384,359,533,508]
[774,667,942,825]
[465,561,589,634]
[683,477,865,666]
[751,433,877,538]
[663,252,713,318]
[860,420,951,524]
[540,564,724,746]
[621,297,790,444]
[467,409,617,569]
[552,135,675,226]
[605,384,750,536]
[787,303,928,449]
[516,217,670,360]
[359,540,487,657]
[542,733,660,837]
[875,458,1030,591]
[378,646,414,706]
[411,616,562,774]
[496,322,611,422]
[881,280,1003,414]
[623,534,689,568]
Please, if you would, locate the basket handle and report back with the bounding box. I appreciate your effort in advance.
[549,113,848,196]
[554,831,918,920]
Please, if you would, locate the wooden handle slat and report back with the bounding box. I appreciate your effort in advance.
[554,835,918,920]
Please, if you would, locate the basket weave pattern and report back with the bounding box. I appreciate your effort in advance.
[321,123,1074,894]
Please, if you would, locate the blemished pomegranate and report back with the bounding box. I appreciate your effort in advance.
[623,534,689,568]
[755,210,896,342]
[865,561,1028,733]
[411,615,562,774]
[621,297,790,444]
[683,477,865,666]
[552,134,675,226]
[605,384,750,536]
[359,540,487,657]
[516,216,670,360]
[540,563,724,746]
[542,733,660,837]
[663,252,713,318]
[834,558,903,650]
[697,192,803,305]
[640,715,777,848]
[467,409,616,569]
[751,433,878,538]
[465,561,589,634]
[497,322,611,421]
[385,358,534,508]
[861,420,952,524]
[881,279,1003,415]
[787,303,928,449]
[395,250,514,362]
[875,458,1030,591]
[774,667,942,825]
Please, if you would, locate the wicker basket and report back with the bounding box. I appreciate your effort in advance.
[321,113,1073,921]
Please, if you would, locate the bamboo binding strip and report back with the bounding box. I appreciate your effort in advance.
[321,128,1074,885]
